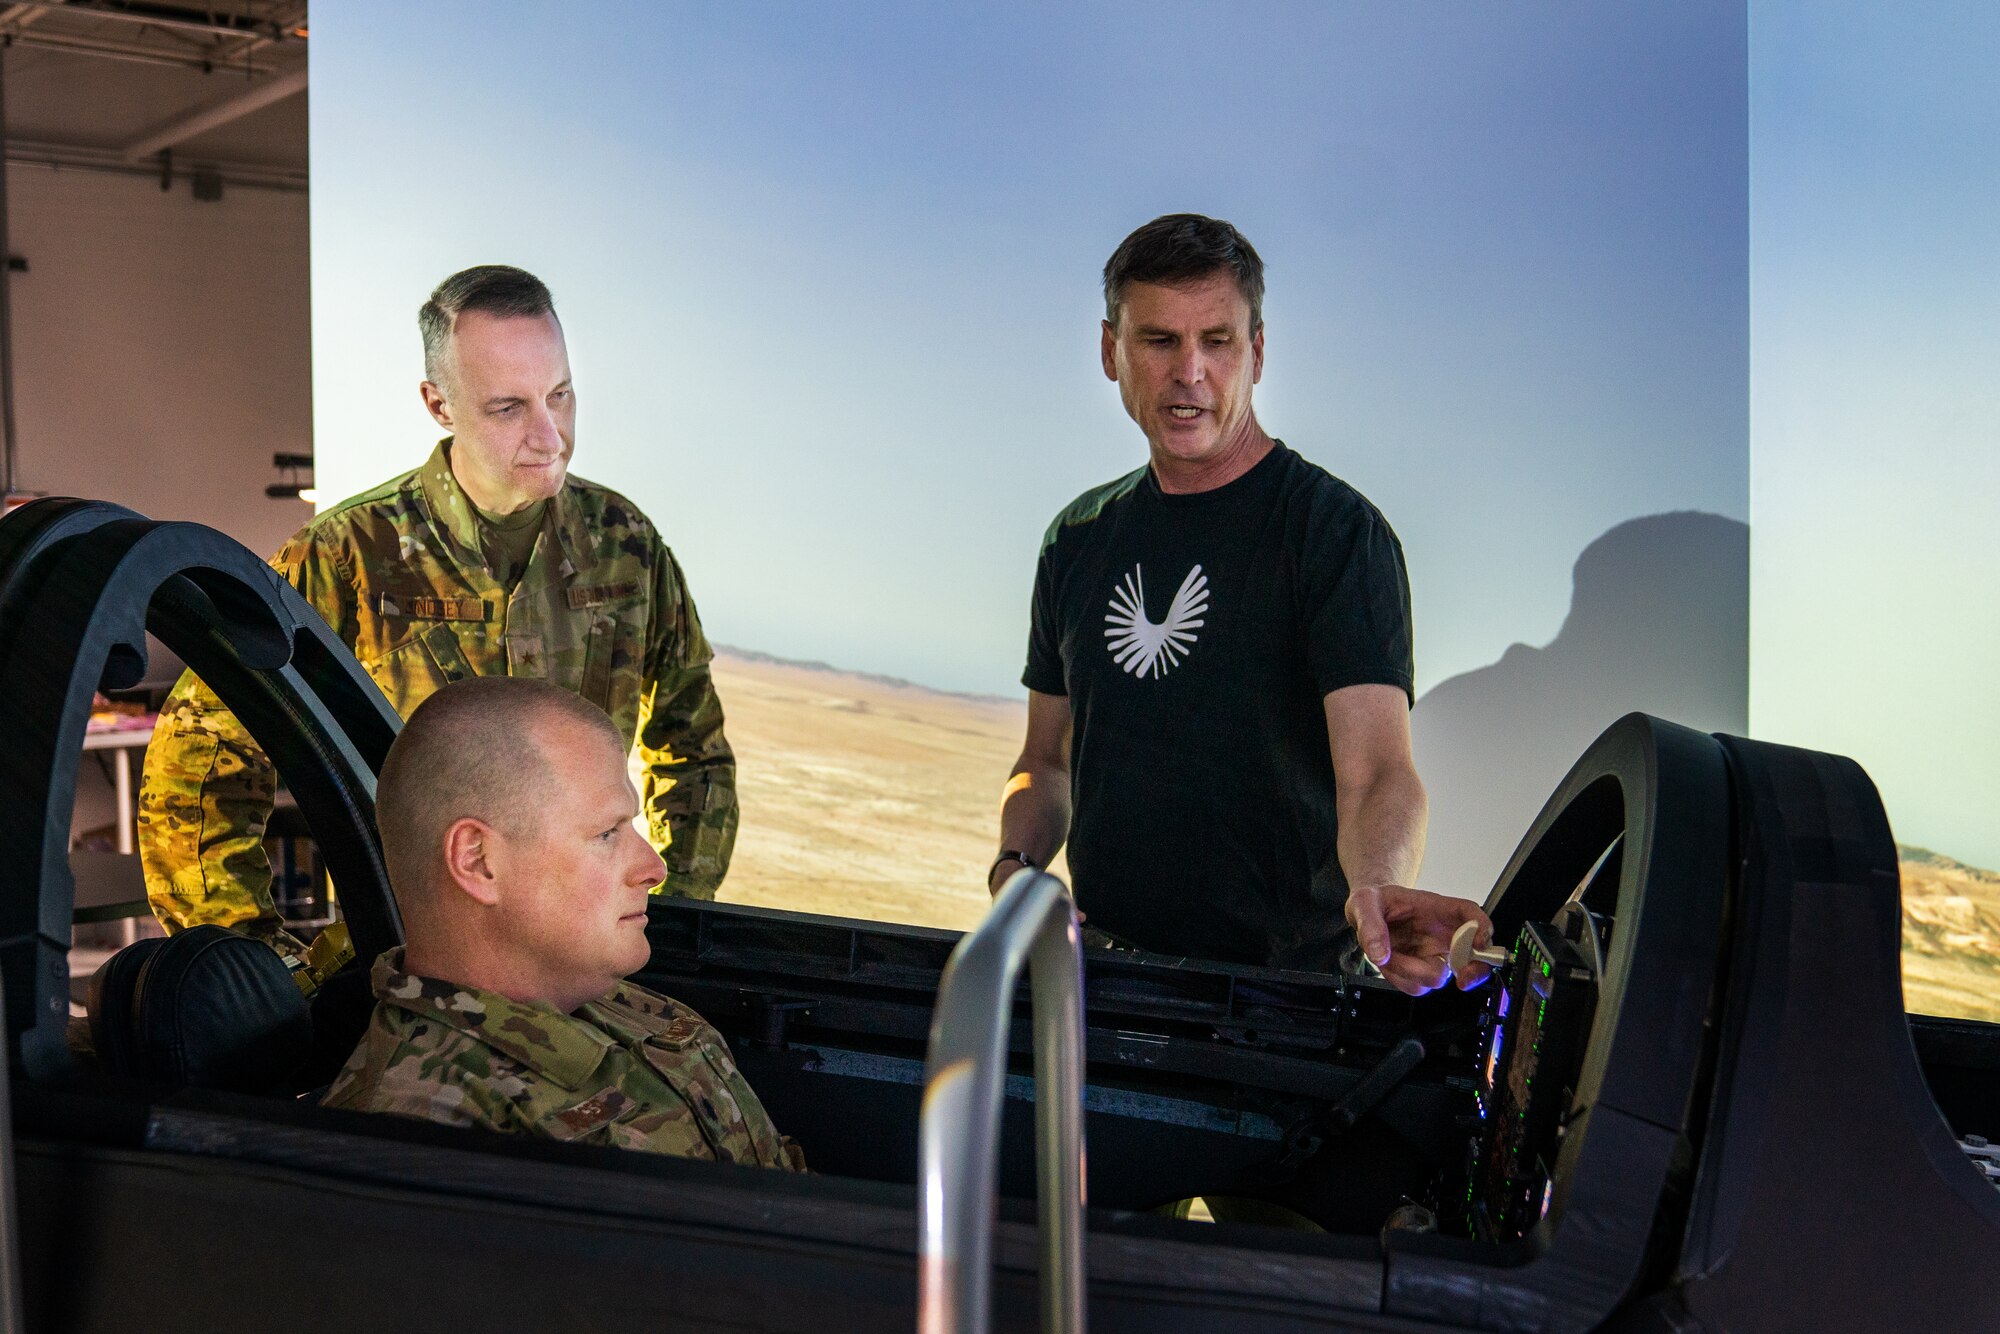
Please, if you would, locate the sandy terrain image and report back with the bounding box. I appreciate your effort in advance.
[691,650,2000,1023]
[1901,846,2000,1023]
[689,648,1049,933]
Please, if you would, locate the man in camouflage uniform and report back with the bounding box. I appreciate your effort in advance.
[140,265,736,954]
[324,677,801,1170]
[330,951,804,1165]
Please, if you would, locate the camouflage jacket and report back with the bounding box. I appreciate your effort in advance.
[139,442,737,945]
[323,949,804,1170]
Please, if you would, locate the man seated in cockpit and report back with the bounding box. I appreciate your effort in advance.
[323,677,804,1170]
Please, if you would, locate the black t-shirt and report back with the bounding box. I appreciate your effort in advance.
[1023,441,1413,971]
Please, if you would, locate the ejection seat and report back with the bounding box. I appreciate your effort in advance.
[83,927,312,1095]
[0,498,403,1091]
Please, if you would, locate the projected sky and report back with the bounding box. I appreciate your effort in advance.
[1750,3,2000,870]
[310,2,1746,698]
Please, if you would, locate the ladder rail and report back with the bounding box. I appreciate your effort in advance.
[918,868,1086,1334]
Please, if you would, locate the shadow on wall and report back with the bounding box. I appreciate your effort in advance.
[1412,511,1748,899]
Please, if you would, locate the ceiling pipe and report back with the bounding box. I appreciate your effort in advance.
[2,29,270,73]
[6,138,306,192]
[0,2,303,74]
[0,4,51,34]
[121,63,305,161]
[2,1,292,43]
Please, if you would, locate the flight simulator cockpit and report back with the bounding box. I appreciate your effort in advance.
[1,498,1998,1333]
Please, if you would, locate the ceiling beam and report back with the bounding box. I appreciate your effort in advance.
[121,63,305,160]
[1,26,275,73]
[0,4,53,32]
[0,2,304,72]
[7,136,306,191]
[3,2,295,43]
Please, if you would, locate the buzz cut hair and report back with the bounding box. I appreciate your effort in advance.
[375,676,623,903]
[418,264,558,387]
[1102,213,1265,333]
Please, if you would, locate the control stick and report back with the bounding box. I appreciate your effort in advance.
[1450,920,1512,975]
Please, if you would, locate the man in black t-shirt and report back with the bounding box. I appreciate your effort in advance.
[991,214,1491,993]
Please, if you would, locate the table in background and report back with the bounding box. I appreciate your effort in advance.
[82,720,154,857]
[77,718,157,943]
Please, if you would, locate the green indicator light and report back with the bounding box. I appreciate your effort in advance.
[1542,961,1553,978]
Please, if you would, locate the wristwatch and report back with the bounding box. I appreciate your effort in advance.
[988,849,1035,888]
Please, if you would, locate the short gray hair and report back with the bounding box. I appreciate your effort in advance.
[417,265,558,386]
[376,676,622,902]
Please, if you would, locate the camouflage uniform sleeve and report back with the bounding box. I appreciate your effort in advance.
[634,539,737,899]
[138,528,354,951]
[324,1024,537,1137]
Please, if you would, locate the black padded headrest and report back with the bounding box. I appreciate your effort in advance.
[305,958,379,1088]
[87,925,313,1095]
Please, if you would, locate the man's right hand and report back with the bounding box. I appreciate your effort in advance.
[1346,883,1493,995]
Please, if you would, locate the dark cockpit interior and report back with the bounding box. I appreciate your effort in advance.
[4,498,2000,1332]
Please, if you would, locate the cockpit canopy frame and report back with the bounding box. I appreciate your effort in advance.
[0,499,404,1078]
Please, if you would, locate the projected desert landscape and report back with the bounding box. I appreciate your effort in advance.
[699,648,1034,933]
[1900,846,2000,1022]
[702,649,2000,1022]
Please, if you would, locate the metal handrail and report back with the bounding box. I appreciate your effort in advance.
[918,868,1087,1334]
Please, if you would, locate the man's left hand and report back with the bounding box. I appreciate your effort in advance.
[1346,884,1493,996]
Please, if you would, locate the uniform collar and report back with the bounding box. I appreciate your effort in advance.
[417,439,591,583]
[578,981,676,1048]
[371,947,616,1091]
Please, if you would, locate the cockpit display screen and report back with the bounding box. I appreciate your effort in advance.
[1469,920,1598,1241]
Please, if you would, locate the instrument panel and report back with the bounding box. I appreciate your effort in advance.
[1464,909,1607,1242]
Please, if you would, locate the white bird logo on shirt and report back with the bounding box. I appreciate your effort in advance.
[1105,563,1209,679]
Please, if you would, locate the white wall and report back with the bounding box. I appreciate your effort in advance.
[6,164,312,560]
[4,164,312,846]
